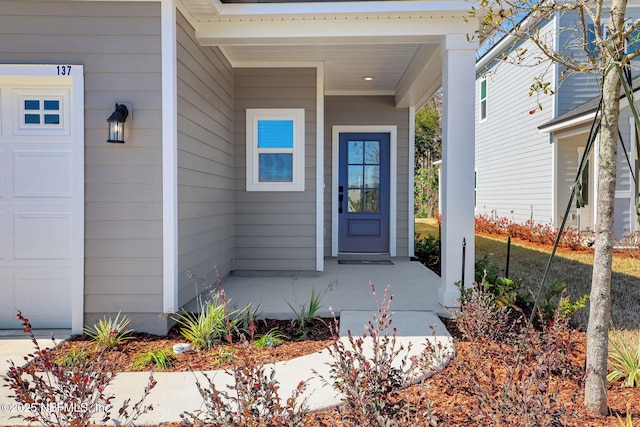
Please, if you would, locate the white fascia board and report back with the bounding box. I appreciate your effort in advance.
[538,114,597,134]
[196,17,471,46]
[540,90,640,134]
[211,0,472,16]
[476,32,517,71]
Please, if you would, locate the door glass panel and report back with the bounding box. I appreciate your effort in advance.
[364,189,379,212]
[348,189,362,212]
[348,165,363,188]
[348,141,364,164]
[364,141,380,163]
[364,165,379,188]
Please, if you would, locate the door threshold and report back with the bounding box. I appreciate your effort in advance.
[337,253,393,265]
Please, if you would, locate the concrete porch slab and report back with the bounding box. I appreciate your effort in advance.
[218,257,442,319]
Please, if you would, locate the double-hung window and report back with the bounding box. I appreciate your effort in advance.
[479,78,487,122]
[246,108,305,191]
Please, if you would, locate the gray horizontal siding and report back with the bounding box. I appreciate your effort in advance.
[0,0,164,325]
[475,26,556,225]
[176,11,235,307]
[324,96,410,257]
[234,68,317,271]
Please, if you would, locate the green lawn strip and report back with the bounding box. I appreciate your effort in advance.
[415,218,640,329]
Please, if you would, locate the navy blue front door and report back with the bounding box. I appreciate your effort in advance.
[338,133,390,253]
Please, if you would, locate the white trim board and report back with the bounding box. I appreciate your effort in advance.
[331,125,398,257]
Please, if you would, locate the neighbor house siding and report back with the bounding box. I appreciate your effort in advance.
[234,68,317,271]
[475,24,555,225]
[176,12,235,307]
[614,109,637,238]
[324,96,410,257]
[0,0,164,331]
[555,13,603,116]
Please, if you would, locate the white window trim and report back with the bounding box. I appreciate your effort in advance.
[246,108,305,192]
[479,78,487,122]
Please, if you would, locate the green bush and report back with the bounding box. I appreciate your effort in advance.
[130,347,176,370]
[83,311,132,350]
[414,233,440,274]
[172,294,248,350]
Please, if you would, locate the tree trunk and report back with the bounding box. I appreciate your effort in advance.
[584,1,625,412]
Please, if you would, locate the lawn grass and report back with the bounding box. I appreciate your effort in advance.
[415,218,640,329]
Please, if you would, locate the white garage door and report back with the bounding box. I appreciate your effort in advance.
[0,66,84,330]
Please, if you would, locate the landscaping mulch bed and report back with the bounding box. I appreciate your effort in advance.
[303,326,640,427]
[14,315,640,426]
[45,318,333,372]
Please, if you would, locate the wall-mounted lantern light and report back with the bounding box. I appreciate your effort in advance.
[107,103,129,143]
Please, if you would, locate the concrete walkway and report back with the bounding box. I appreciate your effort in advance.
[0,311,452,426]
[1,259,453,425]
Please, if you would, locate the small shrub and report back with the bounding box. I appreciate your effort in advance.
[414,233,440,274]
[475,214,585,250]
[211,346,239,367]
[536,281,589,323]
[285,285,325,339]
[175,267,254,349]
[173,297,228,350]
[54,347,89,368]
[475,254,501,284]
[445,301,580,426]
[608,338,640,387]
[451,281,516,343]
[83,311,132,350]
[130,347,176,370]
[252,328,288,348]
[317,282,438,426]
[3,311,155,427]
[181,338,309,427]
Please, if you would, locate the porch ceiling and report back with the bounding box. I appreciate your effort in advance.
[178,0,477,108]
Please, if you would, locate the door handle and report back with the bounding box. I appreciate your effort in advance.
[338,193,344,213]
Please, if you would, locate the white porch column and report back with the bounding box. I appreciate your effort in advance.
[439,34,477,307]
[162,0,178,314]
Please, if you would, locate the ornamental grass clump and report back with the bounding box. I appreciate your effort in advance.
[608,337,640,387]
[173,267,253,350]
[3,311,155,427]
[82,311,132,350]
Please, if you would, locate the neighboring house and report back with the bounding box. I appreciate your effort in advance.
[475,10,639,241]
[0,0,479,334]
[539,79,640,241]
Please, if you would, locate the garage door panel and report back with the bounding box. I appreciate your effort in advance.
[15,274,70,328]
[0,211,6,260]
[0,69,82,331]
[13,150,72,198]
[14,212,72,260]
[0,270,16,326]
[0,148,6,197]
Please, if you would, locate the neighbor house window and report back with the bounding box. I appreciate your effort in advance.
[246,108,305,191]
[480,78,487,121]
